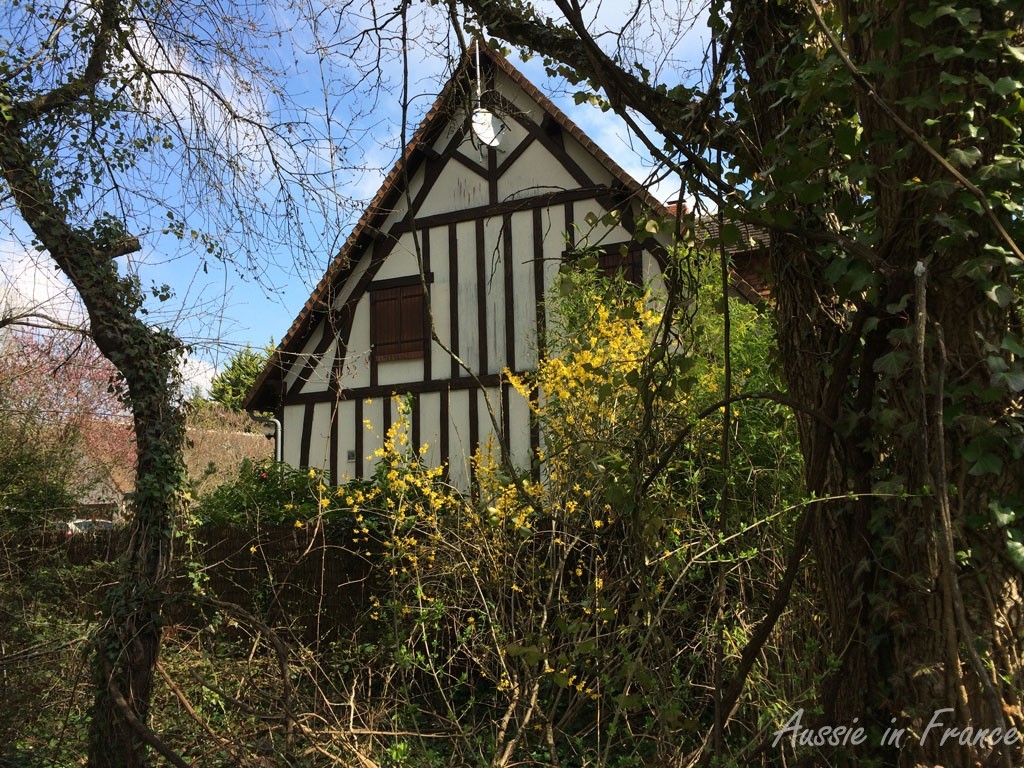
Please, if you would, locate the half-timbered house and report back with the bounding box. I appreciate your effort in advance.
[246,43,758,487]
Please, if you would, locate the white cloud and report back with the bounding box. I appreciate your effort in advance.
[180,355,217,400]
[0,242,87,330]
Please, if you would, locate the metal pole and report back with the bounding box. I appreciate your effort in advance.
[249,414,283,465]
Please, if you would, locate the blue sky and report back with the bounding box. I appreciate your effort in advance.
[0,1,711,394]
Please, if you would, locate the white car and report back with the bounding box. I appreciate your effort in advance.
[63,519,117,536]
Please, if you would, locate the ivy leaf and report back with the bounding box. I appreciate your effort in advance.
[834,122,861,154]
[796,182,825,204]
[939,71,968,86]
[989,500,1019,528]
[922,44,965,62]
[948,146,982,169]
[718,222,741,246]
[968,453,1003,476]
[1001,334,1024,357]
[994,369,1024,392]
[1007,537,1024,575]
[909,4,956,27]
[873,349,910,377]
[992,77,1023,97]
[983,282,1017,308]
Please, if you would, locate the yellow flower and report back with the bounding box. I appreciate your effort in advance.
[284,503,294,511]
[307,469,316,479]
[294,520,305,528]
[249,545,257,554]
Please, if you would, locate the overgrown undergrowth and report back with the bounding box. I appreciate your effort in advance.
[1,262,821,766]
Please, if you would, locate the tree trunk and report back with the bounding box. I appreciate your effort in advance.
[738,2,1024,764]
[1,109,185,768]
[87,372,184,767]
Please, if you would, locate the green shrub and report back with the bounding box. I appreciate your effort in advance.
[191,459,323,526]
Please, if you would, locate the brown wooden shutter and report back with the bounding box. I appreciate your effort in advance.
[371,283,426,361]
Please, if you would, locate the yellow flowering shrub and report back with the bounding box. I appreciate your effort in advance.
[340,255,803,766]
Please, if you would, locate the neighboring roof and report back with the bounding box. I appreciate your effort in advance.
[696,216,772,303]
[728,250,771,302]
[245,40,671,411]
[665,203,771,303]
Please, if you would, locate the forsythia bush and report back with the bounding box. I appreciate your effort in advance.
[329,252,805,767]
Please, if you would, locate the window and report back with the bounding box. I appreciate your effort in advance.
[564,243,645,285]
[370,281,427,361]
[597,246,643,284]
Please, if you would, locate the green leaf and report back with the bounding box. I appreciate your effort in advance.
[968,453,1003,476]
[939,71,968,86]
[995,370,1024,392]
[926,179,958,198]
[909,4,956,27]
[604,479,634,510]
[1007,538,1024,574]
[899,91,942,111]
[922,44,965,62]
[795,182,825,204]
[989,500,1019,528]
[873,350,910,377]
[987,355,1010,374]
[984,283,1017,308]
[718,222,741,246]
[948,146,982,169]
[950,6,981,26]
[834,122,861,154]
[1001,334,1024,357]
[993,77,1023,97]
[837,260,876,295]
